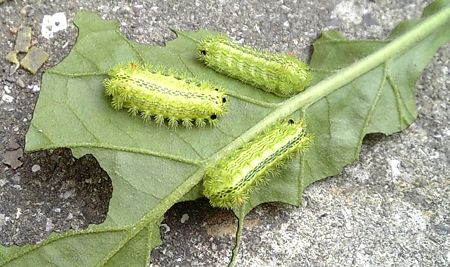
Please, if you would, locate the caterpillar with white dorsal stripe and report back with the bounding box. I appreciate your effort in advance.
[197,34,312,97]
[104,62,228,128]
[203,119,312,208]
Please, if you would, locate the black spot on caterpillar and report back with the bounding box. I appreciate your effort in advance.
[203,119,312,208]
[104,62,228,128]
[197,34,312,97]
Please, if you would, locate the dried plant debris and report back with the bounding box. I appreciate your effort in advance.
[6,139,20,150]
[5,51,20,73]
[14,26,32,53]
[5,51,19,65]
[5,25,49,75]
[20,47,49,74]
[2,148,23,170]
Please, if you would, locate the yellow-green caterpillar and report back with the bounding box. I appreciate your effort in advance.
[197,34,312,97]
[203,119,312,208]
[104,62,228,127]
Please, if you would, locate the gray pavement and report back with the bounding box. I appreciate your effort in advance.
[0,0,449,266]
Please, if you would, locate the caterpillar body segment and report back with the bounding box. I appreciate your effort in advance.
[203,119,312,208]
[197,34,312,97]
[104,62,228,127]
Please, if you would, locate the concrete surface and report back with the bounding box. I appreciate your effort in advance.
[0,0,449,266]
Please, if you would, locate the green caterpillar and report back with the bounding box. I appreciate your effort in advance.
[203,119,312,208]
[197,34,312,97]
[104,62,228,127]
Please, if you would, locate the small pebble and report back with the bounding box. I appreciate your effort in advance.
[2,94,14,103]
[15,208,22,219]
[31,164,41,172]
[180,213,189,223]
[12,184,22,190]
[62,189,75,199]
[11,174,21,183]
[0,179,7,187]
[160,223,171,233]
[9,64,19,74]
[28,84,40,93]
[6,139,20,150]
[9,26,18,34]
[20,6,27,16]
[16,78,26,88]
[389,159,401,177]
[45,218,54,232]
[0,214,6,227]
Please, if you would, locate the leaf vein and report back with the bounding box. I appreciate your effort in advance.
[387,72,416,122]
[315,40,388,45]
[310,67,338,73]
[64,99,101,143]
[113,170,163,201]
[172,132,205,160]
[117,29,145,64]
[354,64,387,158]
[227,91,281,108]
[33,142,200,165]
[73,47,102,72]
[46,70,107,77]
[387,74,413,127]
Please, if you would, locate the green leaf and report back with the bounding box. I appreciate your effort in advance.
[2,0,449,266]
